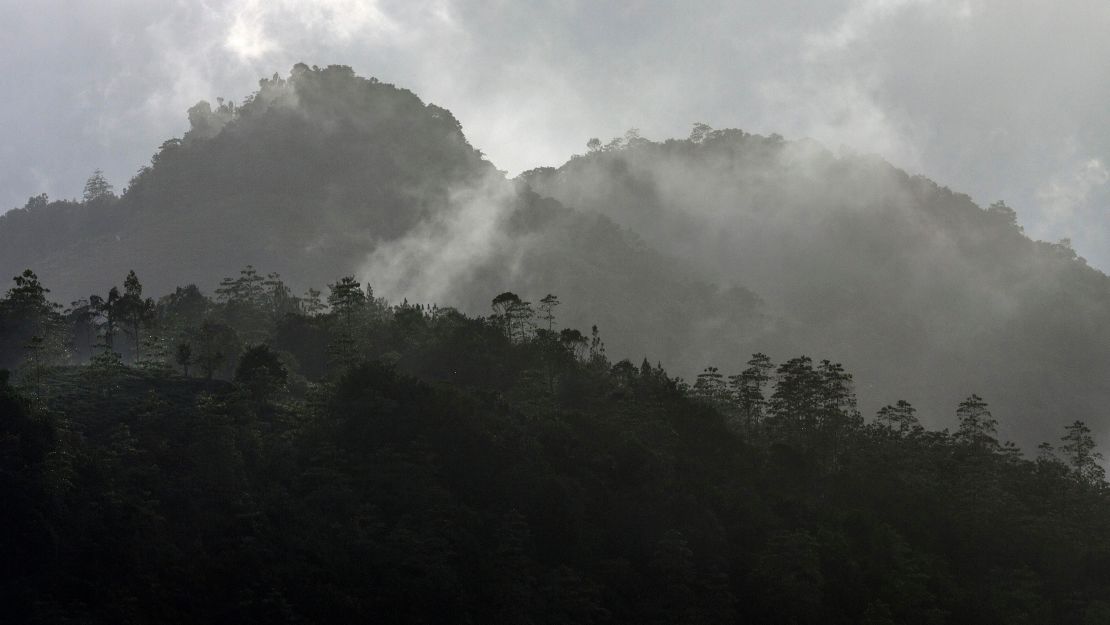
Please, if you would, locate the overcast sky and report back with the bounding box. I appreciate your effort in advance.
[2,0,1108,269]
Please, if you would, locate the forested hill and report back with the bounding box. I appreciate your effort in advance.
[0,65,762,394]
[2,269,1109,623]
[0,63,492,298]
[2,62,1110,621]
[1,65,1109,448]
[523,129,1110,448]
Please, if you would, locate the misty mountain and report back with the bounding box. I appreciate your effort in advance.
[0,65,761,388]
[1,64,489,296]
[1,65,1108,448]
[523,129,1110,447]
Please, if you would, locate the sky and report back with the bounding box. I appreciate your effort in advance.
[1,0,1108,269]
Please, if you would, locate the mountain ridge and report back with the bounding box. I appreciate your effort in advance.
[1,64,1107,449]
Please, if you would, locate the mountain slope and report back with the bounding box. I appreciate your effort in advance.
[523,129,1110,446]
[1,67,1108,447]
[1,64,490,297]
[0,65,762,383]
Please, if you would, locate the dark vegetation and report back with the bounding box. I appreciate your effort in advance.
[3,65,1110,623]
[2,268,1109,624]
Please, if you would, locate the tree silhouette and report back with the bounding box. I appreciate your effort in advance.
[874,400,920,437]
[175,342,193,377]
[955,394,998,450]
[1060,420,1105,484]
[82,169,115,202]
[118,271,154,362]
[730,353,773,430]
[538,294,560,332]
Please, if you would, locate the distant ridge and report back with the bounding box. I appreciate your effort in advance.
[2,64,1109,448]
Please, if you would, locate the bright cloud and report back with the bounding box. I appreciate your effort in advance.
[1,0,1109,268]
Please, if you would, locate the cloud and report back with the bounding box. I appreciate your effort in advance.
[754,0,991,183]
[225,1,279,60]
[749,0,1110,268]
[2,0,1110,268]
[804,0,936,56]
[359,172,524,304]
[1035,158,1110,245]
[223,0,408,61]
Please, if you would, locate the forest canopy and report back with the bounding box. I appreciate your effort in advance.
[1,266,1109,623]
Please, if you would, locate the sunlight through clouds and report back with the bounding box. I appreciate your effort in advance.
[224,0,406,61]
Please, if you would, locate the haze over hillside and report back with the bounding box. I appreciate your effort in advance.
[2,64,1108,449]
[5,2,1109,271]
[524,128,1110,448]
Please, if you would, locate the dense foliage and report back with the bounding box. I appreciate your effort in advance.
[2,269,1109,624]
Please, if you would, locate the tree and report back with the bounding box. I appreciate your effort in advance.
[689,122,713,143]
[986,200,1020,230]
[874,400,920,437]
[262,272,300,321]
[328,276,367,321]
[84,348,125,397]
[492,292,521,337]
[693,366,727,403]
[623,128,648,148]
[729,353,773,430]
[82,169,115,202]
[216,265,266,305]
[3,270,56,317]
[491,292,534,342]
[195,321,237,379]
[175,343,193,377]
[235,344,288,401]
[327,276,369,371]
[66,297,101,359]
[955,394,998,450]
[815,359,861,466]
[301,288,326,316]
[560,328,589,361]
[510,299,535,343]
[538,294,560,332]
[24,193,48,210]
[768,356,823,441]
[118,270,154,362]
[0,270,66,372]
[588,325,607,367]
[1060,421,1105,484]
[97,287,122,353]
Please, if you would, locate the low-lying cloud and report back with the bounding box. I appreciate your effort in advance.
[1,0,1108,268]
[360,172,525,305]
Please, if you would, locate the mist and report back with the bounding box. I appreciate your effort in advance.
[3,61,1109,450]
[3,0,1109,268]
[4,6,1110,622]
